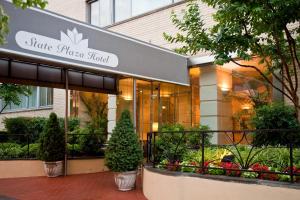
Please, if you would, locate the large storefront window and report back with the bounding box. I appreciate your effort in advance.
[0,86,53,112]
[117,78,191,141]
[90,0,183,27]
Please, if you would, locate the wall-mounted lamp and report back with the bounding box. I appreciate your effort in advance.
[152,122,159,132]
[242,104,251,110]
[220,87,230,96]
[162,106,166,110]
[122,95,132,101]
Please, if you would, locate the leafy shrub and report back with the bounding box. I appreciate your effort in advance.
[4,117,80,144]
[155,124,187,162]
[187,125,211,147]
[251,103,300,146]
[0,143,23,159]
[21,143,40,158]
[58,117,80,132]
[67,143,81,156]
[155,124,211,163]
[39,113,65,162]
[77,127,105,156]
[105,110,143,172]
[4,117,32,144]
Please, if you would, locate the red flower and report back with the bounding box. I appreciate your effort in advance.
[167,160,180,171]
[196,161,210,174]
[221,162,241,177]
[250,163,278,181]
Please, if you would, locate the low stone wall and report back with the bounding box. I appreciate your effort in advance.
[143,167,300,200]
[0,159,108,179]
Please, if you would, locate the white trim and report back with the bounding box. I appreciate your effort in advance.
[188,55,215,66]
[4,0,187,58]
[0,48,190,86]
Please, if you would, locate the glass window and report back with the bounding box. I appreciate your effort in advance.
[91,0,113,27]
[90,0,181,27]
[91,1,100,26]
[115,0,132,22]
[99,0,113,27]
[132,0,172,16]
[0,86,53,112]
[28,86,37,108]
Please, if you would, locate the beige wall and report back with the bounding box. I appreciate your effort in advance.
[143,168,300,200]
[0,159,107,179]
[0,89,67,130]
[46,0,87,22]
[108,2,215,53]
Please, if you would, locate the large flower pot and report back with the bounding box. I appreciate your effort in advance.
[43,161,63,177]
[114,171,137,191]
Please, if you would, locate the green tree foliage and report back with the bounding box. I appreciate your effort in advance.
[164,0,300,118]
[0,0,47,45]
[105,110,143,172]
[39,113,65,161]
[251,103,300,146]
[0,83,31,114]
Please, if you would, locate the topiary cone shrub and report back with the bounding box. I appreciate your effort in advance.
[39,113,65,162]
[105,110,143,172]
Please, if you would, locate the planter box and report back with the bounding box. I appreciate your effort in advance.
[0,158,108,179]
[143,167,300,200]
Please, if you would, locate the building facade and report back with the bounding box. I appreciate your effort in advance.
[0,0,278,144]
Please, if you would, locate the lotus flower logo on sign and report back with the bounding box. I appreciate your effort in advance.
[15,28,119,68]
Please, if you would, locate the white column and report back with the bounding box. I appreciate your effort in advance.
[107,94,117,140]
[199,66,232,144]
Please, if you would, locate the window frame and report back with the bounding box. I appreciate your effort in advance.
[88,0,184,27]
[0,86,54,113]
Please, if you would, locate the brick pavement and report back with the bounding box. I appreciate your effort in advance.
[0,172,147,200]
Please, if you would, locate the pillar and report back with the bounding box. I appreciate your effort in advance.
[107,94,117,139]
[199,66,232,144]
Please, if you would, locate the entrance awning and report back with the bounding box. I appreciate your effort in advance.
[0,0,189,86]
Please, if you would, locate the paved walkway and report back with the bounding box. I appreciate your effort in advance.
[0,172,147,200]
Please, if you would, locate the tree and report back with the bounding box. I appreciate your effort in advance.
[39,112,65,162]
[105,110,143,172]
[164,0,300,118]
[0,83,31,113]
[0,1,47,113]
[0,0,47,44]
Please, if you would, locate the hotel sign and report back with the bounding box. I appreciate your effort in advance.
[0,0,189,85]
[15,28,119,68]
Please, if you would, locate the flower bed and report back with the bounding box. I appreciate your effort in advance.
[156,146,300,183]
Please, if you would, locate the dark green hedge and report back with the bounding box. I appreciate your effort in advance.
[3,116,80,144]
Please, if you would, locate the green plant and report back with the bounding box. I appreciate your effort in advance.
[251,102,300,146]
[77,127,105,156]
[155,124,188,162]
[187,125,211,147]
[4,117,32,144]
[38,113,65,162]
[241,170,259,179]
[105,110,143,172]
[58,117,80,132]
[0,143,23,159]
[21,143,40,158]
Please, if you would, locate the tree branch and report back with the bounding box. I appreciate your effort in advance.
[0,102,8,114]
[284,26,298,92]
[230,58,295,104]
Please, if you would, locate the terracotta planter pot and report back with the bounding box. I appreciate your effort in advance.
[43,161,63,177]
[114,171,137,191]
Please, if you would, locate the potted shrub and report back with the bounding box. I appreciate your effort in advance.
[105,110,143,191]
[39,113,65,177]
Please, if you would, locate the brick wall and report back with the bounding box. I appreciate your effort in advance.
[46,0,87,22]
